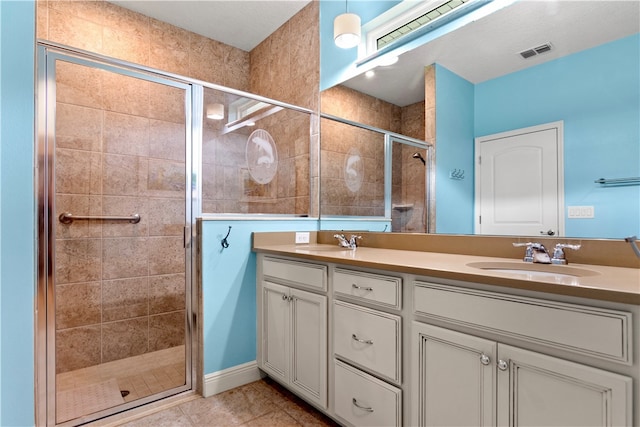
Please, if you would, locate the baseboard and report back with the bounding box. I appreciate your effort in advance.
[203,361,264,397]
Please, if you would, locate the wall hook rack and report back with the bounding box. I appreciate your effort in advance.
[221,226,232,249]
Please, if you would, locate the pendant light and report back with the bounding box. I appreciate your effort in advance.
[334,0,361,49]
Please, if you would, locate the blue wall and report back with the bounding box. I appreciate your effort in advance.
[435,64,475,234]
[475,34,640,238]
[200,220,319,373]
[0,1,36,426]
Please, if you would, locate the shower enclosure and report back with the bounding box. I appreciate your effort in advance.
[36,45,196,425]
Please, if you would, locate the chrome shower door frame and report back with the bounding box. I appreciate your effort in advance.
[35,43,200,426]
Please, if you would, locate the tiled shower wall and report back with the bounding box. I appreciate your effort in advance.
[54,61,187,373]
[38,0,320,371]
[320,85,426,228]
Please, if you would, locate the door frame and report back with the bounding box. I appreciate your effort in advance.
[474,121,565,237]
[35,43,200,426]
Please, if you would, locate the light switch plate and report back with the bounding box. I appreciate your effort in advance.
[568,206,594,218]
[295,232,310,244]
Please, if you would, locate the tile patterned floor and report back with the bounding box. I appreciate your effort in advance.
[116,378,340,427]
[57,346,186,422]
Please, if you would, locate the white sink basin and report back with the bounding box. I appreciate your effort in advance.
[466,261,600,279]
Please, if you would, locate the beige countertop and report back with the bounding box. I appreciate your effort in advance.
[253,238,640,305]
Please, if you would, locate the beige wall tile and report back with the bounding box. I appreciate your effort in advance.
[55,238,102,284]
[148,236,184,276]
[102,237,148,280]
[55,148,94,195]
[149,119,185,162]
[103,153,142,197]
[104,112,150,157]
[48,9,103,53]
[56,102,103,152]
[102,277,149,322]
[55,61,104,110]
[146,159,186,197]
[102,26,150,66]
[103,1,150,39]
[147,198,184,237]
[56,325,101,373]
[149,311,185,352]
[149,274,185,314]
[49,0,105,26]
[102,317,149,362]
[103,72,150,116]
[148,84,185,124]
[56,282,102,329]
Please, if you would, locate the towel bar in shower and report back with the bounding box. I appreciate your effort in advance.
[58,212,141,224]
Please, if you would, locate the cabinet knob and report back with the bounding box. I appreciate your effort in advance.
[480,354,491,365]
[352,333,374,345]
[282,294,288,301]
[352,398,374,413]
[497,359,509,371]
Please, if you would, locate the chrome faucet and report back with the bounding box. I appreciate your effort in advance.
[334,234,361,250]
[624,236,640,259]
[551,243,581,264]
[513,242,551,263]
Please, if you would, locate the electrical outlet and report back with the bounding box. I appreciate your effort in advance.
[568,206,594,218]
[295,232,310,244]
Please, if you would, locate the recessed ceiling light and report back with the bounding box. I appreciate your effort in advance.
[365,70,375,78]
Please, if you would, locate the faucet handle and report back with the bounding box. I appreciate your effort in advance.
[551,243,581,265]
[513,242,535,262]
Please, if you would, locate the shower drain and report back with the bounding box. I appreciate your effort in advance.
[120,390,130,398]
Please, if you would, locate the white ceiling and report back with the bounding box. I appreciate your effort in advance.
[108,0,312,52]
[109,1,639,106]
[345,0,640,106]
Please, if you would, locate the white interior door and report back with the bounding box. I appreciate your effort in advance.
[475,122,564,236]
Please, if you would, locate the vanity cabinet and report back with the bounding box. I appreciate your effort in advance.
[332,269,403,426]
[412,282,633,427]
[255,249,637,427]
[258,257,328,408]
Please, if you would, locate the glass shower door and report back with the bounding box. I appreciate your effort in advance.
[41,50,193,425]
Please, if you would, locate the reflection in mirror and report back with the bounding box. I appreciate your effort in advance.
[320,118,386,217]
[320,116,432,232]
[320,0,640,239]
[201,86,312,216]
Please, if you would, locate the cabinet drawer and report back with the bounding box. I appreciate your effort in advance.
[414,282,632,364]
[334,268,401,309]
[334,301,401,382]
[263,257,326,290]
[334,359,401,427]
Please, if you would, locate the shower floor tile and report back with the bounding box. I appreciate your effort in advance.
[57,345,186,416]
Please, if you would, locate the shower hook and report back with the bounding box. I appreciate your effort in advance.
[221,226,232,249]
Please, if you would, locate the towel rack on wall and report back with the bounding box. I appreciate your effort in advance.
[594,177,640,186]
[58,212,141,224]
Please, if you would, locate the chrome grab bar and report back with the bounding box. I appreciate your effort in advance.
[59,212,141,224]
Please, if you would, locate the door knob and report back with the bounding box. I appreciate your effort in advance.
[540,229,555,236]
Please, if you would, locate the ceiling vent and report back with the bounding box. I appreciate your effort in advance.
[519,43,553,59]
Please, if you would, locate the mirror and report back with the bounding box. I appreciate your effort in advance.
[320,0,640,239]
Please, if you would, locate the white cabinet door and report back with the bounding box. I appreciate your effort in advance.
[290,287,327,407]
[412,322,497,427]
[497,344,632,427]
[261,281,290,382]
